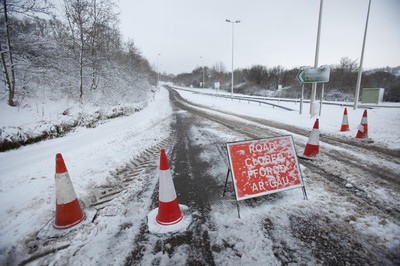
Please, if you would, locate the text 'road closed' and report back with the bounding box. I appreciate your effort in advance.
[227,136,303,201]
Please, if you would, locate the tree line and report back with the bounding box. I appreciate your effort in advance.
[2,1,399,107]
[1,0,156,107]
[173,57,400,102]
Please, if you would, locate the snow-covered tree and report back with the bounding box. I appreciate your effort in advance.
[0,0,52,106]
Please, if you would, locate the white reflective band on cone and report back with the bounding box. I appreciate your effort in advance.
[307,129,319,145]
[361,116,368,124]
[342,116,348,125]
[159,169,177,202]
[55,172,78,204]
[357,124,365,132]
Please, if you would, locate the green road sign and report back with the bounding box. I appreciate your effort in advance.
[297,65,330,83]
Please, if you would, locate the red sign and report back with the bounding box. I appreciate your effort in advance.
[227,136,303,201]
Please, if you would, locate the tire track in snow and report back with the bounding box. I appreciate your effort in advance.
[167,87,400,265]
[168,87,400,221]
[168,86,400,183]
[125,108,220,265]
[6,137,173,265]
[168,86,400,161]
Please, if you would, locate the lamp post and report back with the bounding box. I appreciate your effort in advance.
[157,53,161,87]
[354,0,372,110]
[159,64,163,83]
[200,56,204,88]
[310,0,324,115]
[226,19,240,98]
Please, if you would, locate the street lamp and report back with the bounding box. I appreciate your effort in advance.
[200,56,204,88]
[310,0,323,115]
[226,19,240,98]
[157,53,161,87]
[159,64,163,83]
[354,0,372,110]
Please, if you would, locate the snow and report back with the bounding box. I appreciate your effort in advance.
[172,85,400,149]
[147,205,192,234]
[165,86,400,264]
[1,85,399,264]
[0,88,173,261]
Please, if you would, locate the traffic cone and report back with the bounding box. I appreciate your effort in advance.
[156,149,184,225]
[356,110,368,139]
[340,108,350,132]
[54,153,85,229]
[303,119,319,158]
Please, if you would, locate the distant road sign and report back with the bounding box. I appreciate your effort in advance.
[297,65,330,83]
[226,136,304,201]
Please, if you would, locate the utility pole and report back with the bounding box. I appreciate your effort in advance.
[157,53,161,87]
[354,0,372,110]
[226,19,240,98]
[310,0,324,114]
[200,56,204,88]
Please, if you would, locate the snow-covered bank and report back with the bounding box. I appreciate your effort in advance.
[0,96,150,151]
[0,88,173,258]
[171,86,400,150]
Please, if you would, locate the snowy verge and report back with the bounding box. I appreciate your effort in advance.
[170,86,400,150]
[0,101,148,152]
[0,87,173,261]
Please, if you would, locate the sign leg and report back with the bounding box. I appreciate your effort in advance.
[236,200,241,218]
[310,83,317,115]
[302,186,308,200]
[223,169,231,197]
[300,84,304,114]
[319,83,324,116]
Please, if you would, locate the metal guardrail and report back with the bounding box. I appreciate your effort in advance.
[168,86,296,111]
[198,93,296,111]
[167,85,400,110]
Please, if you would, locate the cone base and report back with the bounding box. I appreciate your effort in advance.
[156,198,184,225]
[36,208,95,240]
[54,198,86,229]
[340,126,350,132]
[54,212,85,229]
[357,138,374,143]
[156,212,184,226]
[303,144,319,158]
[148,205,192,235]
[355,132,368,139]
[356,122,368,139]
[297,154,317,160]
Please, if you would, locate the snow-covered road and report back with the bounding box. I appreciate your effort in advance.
[1,87,399,265]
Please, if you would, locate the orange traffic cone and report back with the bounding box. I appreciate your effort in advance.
[54,153,85,229]
[302,119,319,158]
[356,110,368,139]
[340,108,350,132]
[156,149,184,225]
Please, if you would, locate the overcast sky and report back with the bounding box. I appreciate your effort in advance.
[119,0,400,75]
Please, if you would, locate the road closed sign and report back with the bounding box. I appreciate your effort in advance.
[226,136,303,201]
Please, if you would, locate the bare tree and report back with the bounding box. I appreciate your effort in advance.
[0,0,52,106]
[212,61,226,74]
[62,0,119,101]
[87,0,119,91]
[328,57,359,92]
[1,0,17,106]
[269,65,285,90]
[63,0,90,101]
[245,65,267,85]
